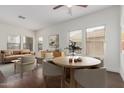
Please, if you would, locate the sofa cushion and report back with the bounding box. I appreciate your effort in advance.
[5,55,23,60]
[3,50,13,56]
[23,54,32,56]
[13,50,21,55]
[6,55,22,58]
[21,49,30,54]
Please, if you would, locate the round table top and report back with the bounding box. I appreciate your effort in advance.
[53,56,101,68]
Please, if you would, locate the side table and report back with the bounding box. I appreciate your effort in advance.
[11,59,21,74]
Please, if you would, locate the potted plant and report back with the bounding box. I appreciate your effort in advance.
[65,40,82,56]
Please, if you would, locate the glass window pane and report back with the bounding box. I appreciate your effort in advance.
[38,37,43,51]
[69,30,82,55]
[86,26,105,58]
[7,35,21,49]
[23,36,33,51]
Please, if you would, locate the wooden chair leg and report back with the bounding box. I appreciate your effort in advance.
[62,67,66,88]
[61,76,63,88]
[20,72,23,79]
[20,65,23,79]
[75,81,78,88]
[14,63,16,74]
[43,76,47,87]
[31,69,35,76]
[36,62,38,69]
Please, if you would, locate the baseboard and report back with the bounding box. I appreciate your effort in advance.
[106,68,120,73]
[120,72,124,81]
[107,69,124,81]
[120,68,124,81]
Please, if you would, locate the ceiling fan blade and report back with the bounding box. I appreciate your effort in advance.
[53,5,64,10]
[77,5,88,8]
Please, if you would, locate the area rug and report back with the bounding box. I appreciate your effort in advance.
[0,62,39,79]
[0,71,6,83]
[0,63,15,78]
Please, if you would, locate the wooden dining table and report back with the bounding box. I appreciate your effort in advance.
[53,56,101,87]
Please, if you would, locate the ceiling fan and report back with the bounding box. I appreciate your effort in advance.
[53,5,88,15]
[53,5,88,10]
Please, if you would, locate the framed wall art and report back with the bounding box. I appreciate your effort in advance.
[48,34,59,50]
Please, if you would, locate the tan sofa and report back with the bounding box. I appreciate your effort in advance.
[38,50,64,58]
[0,49,35,63]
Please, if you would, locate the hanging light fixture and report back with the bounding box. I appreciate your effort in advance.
[66,5,73,16]
[66,5,72,8]
[53,5,88,16]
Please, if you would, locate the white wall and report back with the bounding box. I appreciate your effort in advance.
[36,6,120,73]
[0,22,35,50]
[120,6,124,80]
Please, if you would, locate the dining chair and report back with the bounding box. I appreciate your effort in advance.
[42,62,64,87]
[94,57,104,67]
[15,55,35,78]
[35,57,44,68]
[74,67,107,88]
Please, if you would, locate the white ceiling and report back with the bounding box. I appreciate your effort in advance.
[0,5,111,31]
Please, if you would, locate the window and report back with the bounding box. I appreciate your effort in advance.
[23,36,33,51]
[7,35,21,49]
[38,37,43,51]
[69,30,82,55]
[86,25,105,58]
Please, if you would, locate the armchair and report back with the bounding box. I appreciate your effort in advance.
[15,55,35,78]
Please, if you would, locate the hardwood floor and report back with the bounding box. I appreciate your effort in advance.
[0,71,6,83]
[106,71,124,88]
[0,67,124,88]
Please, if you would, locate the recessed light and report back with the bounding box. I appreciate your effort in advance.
[18,15,26,20]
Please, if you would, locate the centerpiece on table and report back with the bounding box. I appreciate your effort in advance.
[65,40,82,56]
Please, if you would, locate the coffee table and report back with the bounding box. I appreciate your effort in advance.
[11,59,21,74]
